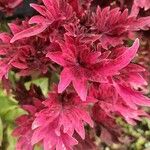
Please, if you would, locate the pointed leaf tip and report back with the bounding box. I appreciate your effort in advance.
[133,38,140,48]
[58,68,72,93]
[10,24,48,43]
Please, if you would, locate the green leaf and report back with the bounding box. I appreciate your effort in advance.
[0,96,17,117]
[0,95,25,123]
[25,77,49,96]
[34,144,42,150]
[5,124,17,150]
[0,21,9,32]
[0,117,3,146]
[3,107,25,122]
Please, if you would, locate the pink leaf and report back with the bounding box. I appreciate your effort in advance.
[114,82,150,109]
[73,79,88,101]
[11,62,28,69]
[46,52,65,66]
[30,3,48,17]
[99,39,139,76]
[29,15,48,24]
[58,68,72,93]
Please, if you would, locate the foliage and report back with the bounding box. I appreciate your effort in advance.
[0,0,150,150]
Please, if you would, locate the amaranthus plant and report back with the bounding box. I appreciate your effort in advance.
[0,0,150,149]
